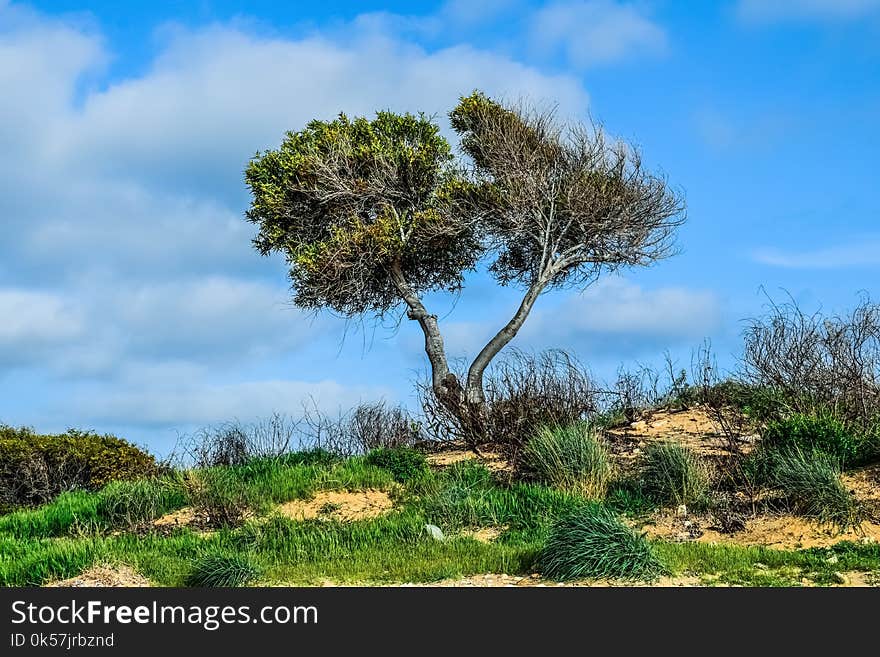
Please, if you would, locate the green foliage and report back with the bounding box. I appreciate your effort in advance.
[245,110,481,317]
[364,447,428,483]
[0,426,157,509]
[0,491,99,539]
[539,505,664,581]
[762,413,860,467]
[186,553,262,587]
[767,447,862,530]
[642,443,712,509]
[184,468,254,528]
[97,476,188,529]
[417,461,581,533]
[522,424,613,499]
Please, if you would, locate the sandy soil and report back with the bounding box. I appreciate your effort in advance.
[641,512,880,550]
[48,565,150,587]
[276,489,394,522]
[425,448,512,474]
[607,407,757,460]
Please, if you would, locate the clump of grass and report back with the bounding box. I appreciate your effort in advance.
[539,505,664,581]
[365,447,428,483]
[768,447,862,530]
[185,553,262,587]
[642,443,712,509]
[184,468,253,528]
[97,475,187,530]
[522,424,613,499]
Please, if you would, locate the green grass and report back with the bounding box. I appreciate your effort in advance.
[768,447,863,530]
[539,505,664,581]
[1,449,879,587]
[522,423,613,499]
[186,553,262,587]
[642,442,712,510]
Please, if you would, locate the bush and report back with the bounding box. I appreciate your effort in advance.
[768,447,862,530]
[176,413,299,468]
[761,414,860,467]
[0,426,157,509]
[97,476,187,529]
[420,349,600,458]
[185,554,262,587]
[741,295,880,429]
[522,424,613,499]
[364,447,428,483]
[642,443,712,509]
[539,505,663,581]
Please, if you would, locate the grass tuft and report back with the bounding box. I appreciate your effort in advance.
[539,505,664,581]
[642,442,712,509]
[522,424,613,499]
[185,553,262,587]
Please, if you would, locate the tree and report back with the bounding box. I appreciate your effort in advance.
[244,92,686,438]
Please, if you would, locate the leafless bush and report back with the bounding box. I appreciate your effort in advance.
[420,349,601,459]
[301,401,423,457]
[174,413,299,468]
[691,340,751,453]
[742,294,880,427]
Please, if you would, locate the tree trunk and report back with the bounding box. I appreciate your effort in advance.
[465,281,545,405]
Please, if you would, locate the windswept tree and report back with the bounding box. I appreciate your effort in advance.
[244,92,686,436]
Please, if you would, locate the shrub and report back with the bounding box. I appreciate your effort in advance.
[185,554,262,587]
[539,505,663,581]
[97,475,188,530]
[642,443,712,509]
[176,413,299,468]
[0,426,157,509]
[420,350,600,458]
[522,424,613,499]
[741,295,880,429]
[761,413,860,467]
[364,447,428,483]
[768,447,862,530]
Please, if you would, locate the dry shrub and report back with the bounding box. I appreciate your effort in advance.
[742,294,880,429]
[419,349,601,461]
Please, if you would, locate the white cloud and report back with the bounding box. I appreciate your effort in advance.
[736,0,880,23]
[532,1,668,67]
[753,239,880,268]
[78,378,392,426]
[0,289,85,365]
[522,278,720,343]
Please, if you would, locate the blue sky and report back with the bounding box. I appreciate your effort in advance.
[1,0,879,455]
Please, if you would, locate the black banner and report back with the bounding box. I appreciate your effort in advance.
[1,586,875,653]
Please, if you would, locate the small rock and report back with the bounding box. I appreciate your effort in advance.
[425,524,445,541]
[833,572,848,585]
[826,555,839,565]
[683,520,693,528]
[676,504,688,518]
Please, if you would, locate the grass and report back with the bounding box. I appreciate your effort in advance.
[522,423,613,499]
[186,553,262,587]
[1,448,878,587]
[539,505,664,581]
[642,442,712,510]
[768,447,863,530]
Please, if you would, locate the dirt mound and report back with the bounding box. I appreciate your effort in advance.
[48,565,150,587]
[607,407,755,460]
[277,489,394,522]
[641,512,880,550]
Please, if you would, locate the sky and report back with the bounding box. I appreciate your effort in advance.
[1,0,878,455]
